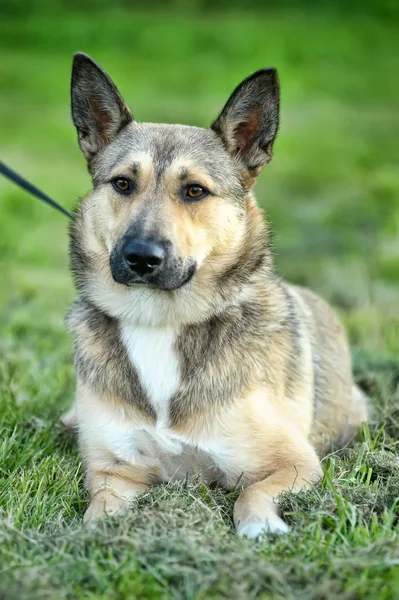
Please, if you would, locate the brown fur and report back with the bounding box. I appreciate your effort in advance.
[65,53,368,537]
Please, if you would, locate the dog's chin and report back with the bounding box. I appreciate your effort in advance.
[157,265,197,291]
[111,264,197,292]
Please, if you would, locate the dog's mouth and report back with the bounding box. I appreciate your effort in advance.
[164,264,197,290]
[109,251,197,292]
[128,264,196,291]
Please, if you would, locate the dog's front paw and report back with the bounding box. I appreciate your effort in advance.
[237,514,289,539]
[83,493,130,527]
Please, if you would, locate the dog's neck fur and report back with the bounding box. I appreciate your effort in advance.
[68,202,288,428]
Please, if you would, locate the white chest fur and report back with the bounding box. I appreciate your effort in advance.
[82,326,250,486]
[121,325,181,426]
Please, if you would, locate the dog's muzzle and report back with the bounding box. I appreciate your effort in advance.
[110,236,196,290]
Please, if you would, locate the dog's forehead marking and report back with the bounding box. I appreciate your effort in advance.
[110,151,154,184]
[141,124,228,184]
[164,157,216,190]
[102,123,226,171]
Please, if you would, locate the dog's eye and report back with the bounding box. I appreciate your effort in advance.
[185,185,207,200]
[112,177,133,195]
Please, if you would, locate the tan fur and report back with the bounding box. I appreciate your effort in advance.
[68,194,368,529]
[68,187,368,532]
[67,55,368,536]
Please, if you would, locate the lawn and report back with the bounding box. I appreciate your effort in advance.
[1,4,399,599]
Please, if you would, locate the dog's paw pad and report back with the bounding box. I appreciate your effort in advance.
[237,515,289,539]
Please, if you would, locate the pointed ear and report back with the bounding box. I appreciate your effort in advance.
[71,52,133,165]
[211,68,279,175]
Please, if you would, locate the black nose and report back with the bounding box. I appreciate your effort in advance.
[122,239,165,277]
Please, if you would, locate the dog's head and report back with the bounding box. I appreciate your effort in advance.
[70,53,279,325]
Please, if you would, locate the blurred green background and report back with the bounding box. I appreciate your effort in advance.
[1,3,399,598]
[1,1,398,364]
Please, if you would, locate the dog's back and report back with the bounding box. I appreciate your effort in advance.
[290,285,368,453]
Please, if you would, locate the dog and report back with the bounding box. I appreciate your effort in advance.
[64,52,368,538]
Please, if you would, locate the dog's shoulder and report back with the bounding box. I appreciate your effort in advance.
[67,299,156,419]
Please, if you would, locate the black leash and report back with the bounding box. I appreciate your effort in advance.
[0,161,73,219]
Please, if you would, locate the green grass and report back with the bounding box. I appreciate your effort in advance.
[1,5,399,599]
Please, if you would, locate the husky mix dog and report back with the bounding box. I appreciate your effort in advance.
[64,53,368,538]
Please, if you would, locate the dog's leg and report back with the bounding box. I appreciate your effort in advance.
[338,384,369,447]
[234,439,322,539]
[73,381,154,525]
[59,402,78,429]
[84,462,149,525]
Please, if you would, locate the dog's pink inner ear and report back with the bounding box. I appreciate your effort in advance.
[234,109,262,151]
[89,99,114,135]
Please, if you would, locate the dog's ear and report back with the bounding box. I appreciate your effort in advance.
[71,53,133,165]
[211,68,279,175]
